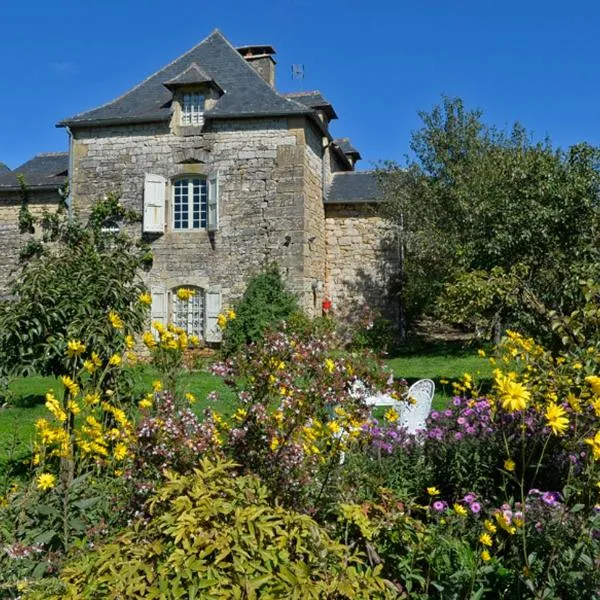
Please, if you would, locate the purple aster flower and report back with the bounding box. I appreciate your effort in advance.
[430,411,440,421]
[470,502,481,514]
[432,500,447,512]
[542,492,559,506]
[463,493,477,504]
[452,397,462,406]
[428,427,443,441]
[444,409,453,418]
[454,432,463,441]
[465,426,476,435]
[457,416,467,426]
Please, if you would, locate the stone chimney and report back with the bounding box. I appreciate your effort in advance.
[237,45,276,87]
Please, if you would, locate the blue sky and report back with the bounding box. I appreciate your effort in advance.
[2,0,599,170]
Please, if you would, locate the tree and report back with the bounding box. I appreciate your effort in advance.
[0,190,152,378]
[379,96,600,341]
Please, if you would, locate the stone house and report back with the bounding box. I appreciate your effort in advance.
[1,30,398,341]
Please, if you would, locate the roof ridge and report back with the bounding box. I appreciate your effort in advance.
[284,90,322,97]
[60,30,225,123]
[36,151,69,157]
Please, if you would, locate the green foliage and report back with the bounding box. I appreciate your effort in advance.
[0,471,129,596]
[31,459,393,599]
[221,264,299,356]
[379,96,600,339]
[0,192,151,378]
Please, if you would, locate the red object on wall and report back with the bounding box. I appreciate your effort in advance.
[322,298,332,312]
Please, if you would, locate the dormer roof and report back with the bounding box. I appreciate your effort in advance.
[59,30,311,128]
[163,62,219,90]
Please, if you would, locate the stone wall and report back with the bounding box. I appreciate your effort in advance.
[301,121,326,313]
[0,191,59,298]
[70,117,318,313]
[324,203,399,323]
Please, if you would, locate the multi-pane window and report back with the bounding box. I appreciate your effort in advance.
[173,178,207,230]
[181,93,205,125]
[172,287,204,338]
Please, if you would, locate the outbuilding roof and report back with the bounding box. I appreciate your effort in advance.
[325,171,381,204]
[59,30,311,128]
[0,153,68,191]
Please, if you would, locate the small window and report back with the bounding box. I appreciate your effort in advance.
[181,93,205,125]
[173,178,207,230]
[172,287,204,338]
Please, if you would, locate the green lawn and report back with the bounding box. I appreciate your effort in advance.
[382,339,493,410]
[0,345,492,476]
[0,368,236,481]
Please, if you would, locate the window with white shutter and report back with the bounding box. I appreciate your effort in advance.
[143,174,166,233]
[150,286,167,331]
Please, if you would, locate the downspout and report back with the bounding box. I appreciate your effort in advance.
[65,126,74,219]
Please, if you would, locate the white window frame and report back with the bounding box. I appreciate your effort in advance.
[171,286,205,338]
[181,93,205,126]
[172,178,208,230]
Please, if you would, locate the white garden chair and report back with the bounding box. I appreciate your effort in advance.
[398,379,435,434]
[364,378,435,434]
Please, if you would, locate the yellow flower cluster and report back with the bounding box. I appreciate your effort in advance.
[143,321,197,352]
[108,310,124,330]
[176,288,196,301]
[138,291,152,305]
[585,431,600,460]
[66,339,86,357]
[36,473,56,491]
[544,402,569,435]
[217,308,236,329]
[61,375,80,397]
[494,371,530,413]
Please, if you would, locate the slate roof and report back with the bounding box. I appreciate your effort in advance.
[334,137,361,160]
[0,153,68,191]
[284,91,337,120]
[59,30,312,128]
[325,171,381,204]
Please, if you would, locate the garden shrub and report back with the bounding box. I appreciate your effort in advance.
[220,264,298,356]
[212,328,405,509]
[27,459,394,599]
[0,193,151,379]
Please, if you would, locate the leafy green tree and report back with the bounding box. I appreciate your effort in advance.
[379,96,600,340]
[0,192,152,378]
[221,263,299,356]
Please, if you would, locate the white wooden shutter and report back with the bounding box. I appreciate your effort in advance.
[150,286,168,332]
[204,288,222,342]
[143,174,166,233]
[207,172,219,232]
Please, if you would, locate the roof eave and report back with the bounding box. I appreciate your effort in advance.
[0,182,66,193]
[57,115,169,129]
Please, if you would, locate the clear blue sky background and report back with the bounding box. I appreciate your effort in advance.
[2,0,599,170]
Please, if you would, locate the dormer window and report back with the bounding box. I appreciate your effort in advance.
[181,93,205,125]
